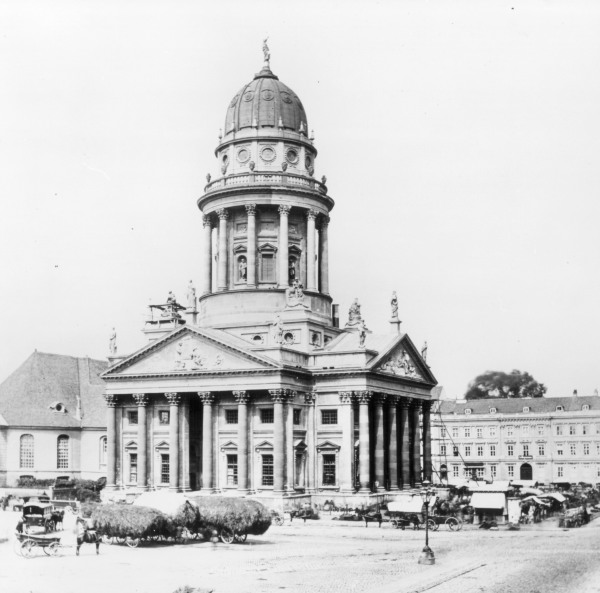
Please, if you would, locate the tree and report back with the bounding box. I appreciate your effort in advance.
[464,370,547,400]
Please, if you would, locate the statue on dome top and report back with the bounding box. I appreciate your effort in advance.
[109,328,117,355]
[390,291,398,319]
[263,38,270,66]
[187,280,196,310]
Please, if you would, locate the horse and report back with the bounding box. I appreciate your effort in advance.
[76,518,101,556]
[50,509,64,531]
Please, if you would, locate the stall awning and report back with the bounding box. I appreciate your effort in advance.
[388,497,424,513]
[470,492,506,510]
[542,492,566,503]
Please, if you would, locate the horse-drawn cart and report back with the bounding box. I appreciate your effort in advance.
[22,502,55,533]
[14,533,61,558]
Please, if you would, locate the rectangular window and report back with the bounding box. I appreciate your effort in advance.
[537,425,545,436]
[262,454,274,486]
[557,445,564,456]
[557,466,564,478]
[596,443,600,456]
[569,425,576,435]
[293,409,301,425]
[453,465,460,477]
[583,424,589,435]
[476,427,483,438]
[538,444,545,456]
[522,444,529,457]
[440,444,447,456]
[261,254,275,282]
[522,425,529,435]
[507,444,514,456]
[570,443,577,456]
[489,426,497,437]
[227,454,238,486]
[260,409,274,424]
[225,409,238,424]
[507,426,514,436]
[321,410,338,425]
[57,436,69,469]
[161,454,170,484]
[323,454,336,485]
[20,436,34,469]
[159,411,170,425]
[583,443,590,456]
[477,445,484,457]
[476,467,485,479]
[465,445,471,457]
[508,465,514,478]
[596,424,600,435]
[556,425,563,436]
[129,453,138,483]
[453,446,459,457]
[490,465,497,478]
[464,427,471,438]
[490,445,496,457]
[452,427,459,438]
[127,410,138,425]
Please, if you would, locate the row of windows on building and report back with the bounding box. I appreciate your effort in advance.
[125,408,338,426]
[445,464,600,480]
[462,404,591,415]
[19,434,81,470]
[442,423,600,439]
[441,441,600,459]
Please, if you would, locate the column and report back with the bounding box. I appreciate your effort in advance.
[304,391,316,493]
[105,395,118,489]
[180,396,191,491]
[278,205,290,287]
[388,396,399,491]
[216,208,228,291]
[233,391,250,492]
[306,209,317,291]
[133,394,148,490]
[165,393,180,491]
[201,214,212,295]
[319,216,330,295]
[400,399,411,489]
[285,391,296,492]
[339,392,354,492]
[422,401,432,482]
[356,390,372,492]
[412,401,422,487]
[269,389,286,493]
[198,392,215,491]
[374,394,386,490]
[245,204,257,288]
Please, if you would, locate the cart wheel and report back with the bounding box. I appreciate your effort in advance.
[115,536,126,544]
[427,519,439,532]
[446,517,460,531]
[101,535,113,545]
[45,542,60,556]
[234,532,247,543]
[219,527,235,544]
[21,540,36,558]
[126,537,140,548]
[272,515,284,526]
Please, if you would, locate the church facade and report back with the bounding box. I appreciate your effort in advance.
[102,50,437,498]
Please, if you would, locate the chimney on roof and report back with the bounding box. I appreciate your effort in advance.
[573,389,578,397]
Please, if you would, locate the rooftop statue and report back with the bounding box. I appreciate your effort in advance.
[187,280,197,310]
[346,298,362,327]
[109,328,117,355]
[421,341,428,362]
[263,38,270,66]
[390,291,398,319]
[358,319,367,349]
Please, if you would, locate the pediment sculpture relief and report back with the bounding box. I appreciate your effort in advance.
[379,349,423,380]
[174,339,224,371]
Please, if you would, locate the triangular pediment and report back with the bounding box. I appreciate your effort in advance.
[104,326,278,378]
[370,335,436,384]
[316,440,340,451]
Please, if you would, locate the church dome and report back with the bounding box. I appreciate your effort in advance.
[224,66,308,134]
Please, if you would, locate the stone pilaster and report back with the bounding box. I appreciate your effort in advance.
[165,392,181,491]
[133,394,149,490]
[355,390,372,492]
[374,394,386,490]
[319,216,330,295]
[411,400,422,487]
[198,391,215,491]
[306,209,317,291]
[201,214,212,295]
[400,399,411,489]
[278,205,291,288]
[269,389,287,493]
[233,390,250,492]
[285,390,296,492]
[180,396,190,491]
[245,204,257,288]
[216,208,228,291]
[422,401,432,482]
[339,391,354,493]
[105,394,118,490]
[304,390,317,493]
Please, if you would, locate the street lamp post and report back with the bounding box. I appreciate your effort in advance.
[418,479,435,565]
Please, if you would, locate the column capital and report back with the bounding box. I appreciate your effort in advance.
[286,390,297,402]
[410,399,422,411]
[319,215,330,229]
[354,390,373,404]
[197,391,215,405]
[165,392,181,406]
[387,394,399,406]
[269,389,287,403]
[245,203,256,216]
[304,390,317,405]
[216,208,229,220]
[104,394,118,408]
[133,393,149,407]
[278,204,291,216]
[339,391,354,404]
[421,400,432,412]
[202,214,212,228]
[306,208,318,221]
[375,394,388,405]
[233,390,250,405]
[400,398,413,410]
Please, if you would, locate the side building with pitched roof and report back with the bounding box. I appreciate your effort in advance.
[432,396,600,486]
[0,351,108,487]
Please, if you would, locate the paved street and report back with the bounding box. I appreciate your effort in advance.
[1,512,599,593]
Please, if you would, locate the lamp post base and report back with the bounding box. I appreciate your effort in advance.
[418,545,435,565]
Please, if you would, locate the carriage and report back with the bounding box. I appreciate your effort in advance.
[22,502,55,533]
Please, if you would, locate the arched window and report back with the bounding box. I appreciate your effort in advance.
[57,435,70,469]
[20,434,34,469]
[99,436,107,467]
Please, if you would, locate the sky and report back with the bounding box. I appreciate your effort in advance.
[1,0,599,399]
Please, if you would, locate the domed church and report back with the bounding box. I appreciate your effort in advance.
[102,46,437,502]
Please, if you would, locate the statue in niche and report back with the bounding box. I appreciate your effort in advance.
[358,319,367,349]
[288,257,296,283]
[239,257,247,281]
[390,291,398,319]
[421,341,428,362]
[187,280,196,310]
[272,314,284,344]
[346,298,362,327]
[109,328,117,355]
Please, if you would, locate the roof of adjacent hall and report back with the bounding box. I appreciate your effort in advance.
[438,395,600,415]
[0,351,108,428]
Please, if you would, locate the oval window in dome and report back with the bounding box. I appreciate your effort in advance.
[243,91,254,102]
[281,92,292,104]
[261,89,274,101]
[260,146,276,162]
[286,148,299,164]
[222,154,229,165]
[237,148,250,163]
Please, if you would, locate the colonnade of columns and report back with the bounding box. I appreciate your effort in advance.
[104,390,432,493]
[200,204,329,295]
